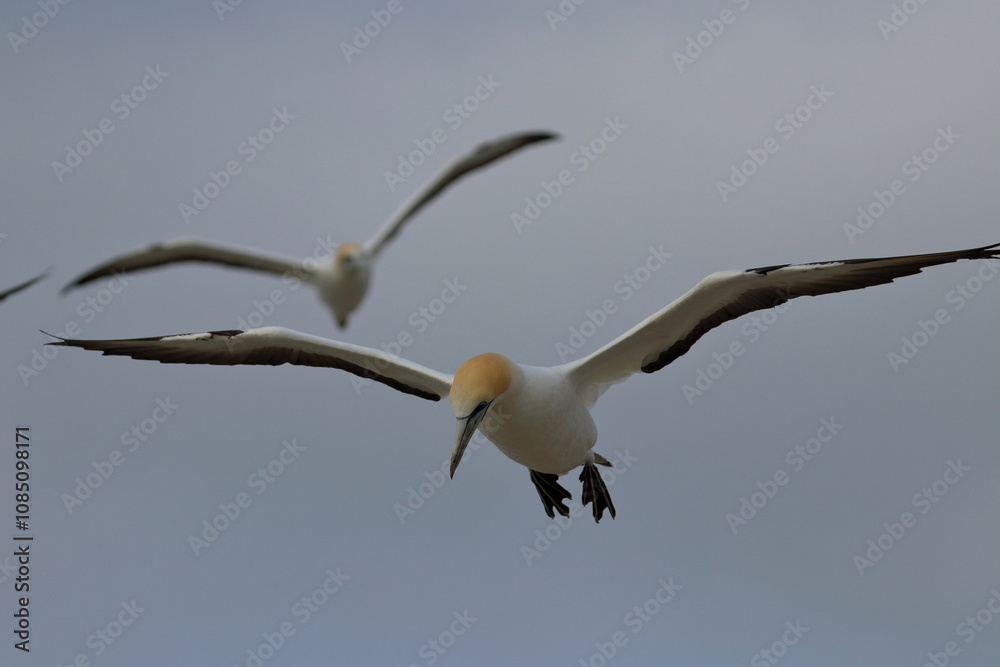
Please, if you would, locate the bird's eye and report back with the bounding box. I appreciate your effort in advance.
[461,401,490,421]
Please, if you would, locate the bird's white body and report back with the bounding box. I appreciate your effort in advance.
[482,364,598,475]
[312,244,372,328]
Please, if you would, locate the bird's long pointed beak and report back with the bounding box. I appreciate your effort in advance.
[450,408,488,478]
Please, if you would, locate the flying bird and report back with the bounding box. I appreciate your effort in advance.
[50,243,1000,521]
[1,271,49,303]
[61,131,558,328]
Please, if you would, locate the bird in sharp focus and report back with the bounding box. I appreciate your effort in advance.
[50,243,1000,522]
[61,131,558,328]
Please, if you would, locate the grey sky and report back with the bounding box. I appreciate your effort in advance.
[3,1,1000,665]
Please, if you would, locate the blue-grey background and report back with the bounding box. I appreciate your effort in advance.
[2,1,999,665]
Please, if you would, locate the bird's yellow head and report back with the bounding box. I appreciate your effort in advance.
[335,242,366,272]
[448,353,514,477]
[450,353,512,414]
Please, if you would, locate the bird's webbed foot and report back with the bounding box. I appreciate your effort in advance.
[580,460,617,523]
[529,469,572,519]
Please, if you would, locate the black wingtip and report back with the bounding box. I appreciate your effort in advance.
[0,270,50,302]
[510,130,560,145]
[61,271,103,295]
[747,241,1000,276]
[60,268,102,294]
[41,330,68,345]
[535,131,560,142]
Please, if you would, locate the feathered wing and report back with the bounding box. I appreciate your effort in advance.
[0,270,49,303]
[62,239,312,293]
[49,326,453,401]
[364,130,559,258]
[563,243,1000,406]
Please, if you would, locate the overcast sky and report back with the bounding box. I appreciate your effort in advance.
[3,1,1000,665]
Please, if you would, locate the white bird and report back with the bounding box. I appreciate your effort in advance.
[61,131,558,328]
[51,243,1000,521]
[1,271,48,303]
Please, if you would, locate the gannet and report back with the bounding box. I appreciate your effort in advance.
[1,271,48,303]
[61,131,557,328]
[51,243,1000,521]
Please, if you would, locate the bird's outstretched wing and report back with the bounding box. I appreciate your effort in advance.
[62,239,311,293]
[365,130,559,258]
[48,326,453,401]
[0,270,49,303]
[564,243,1000,406]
